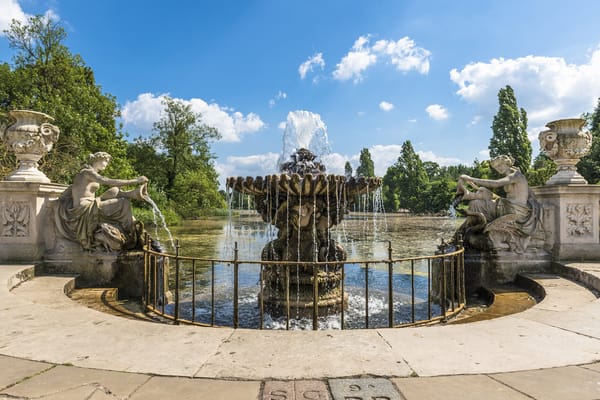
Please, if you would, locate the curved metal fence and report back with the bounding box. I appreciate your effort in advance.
[142,235,465,330]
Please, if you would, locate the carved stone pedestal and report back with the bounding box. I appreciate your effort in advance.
[0,181,66,262]
[464,248,552,294]
[43,240,144,297]
[534,185,600,260]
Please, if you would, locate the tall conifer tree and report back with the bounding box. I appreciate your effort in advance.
[489,85,531,173]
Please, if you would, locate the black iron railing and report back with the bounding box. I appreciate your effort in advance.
[142,235,465,330]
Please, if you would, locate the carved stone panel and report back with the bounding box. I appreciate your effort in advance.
[566,203,593,237]
[0,201,30,238]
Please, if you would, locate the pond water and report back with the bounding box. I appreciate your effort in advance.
[154,213,463,329]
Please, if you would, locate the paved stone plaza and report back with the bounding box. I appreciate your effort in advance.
[2,263,600,399]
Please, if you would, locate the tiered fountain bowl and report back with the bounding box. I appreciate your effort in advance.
[226,148,382,314]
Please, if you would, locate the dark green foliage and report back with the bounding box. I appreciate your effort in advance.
[344,161,353,177]
[382,141,429,213]
[577,98,600,183]
[489,85,531,173]
[355,148,375,177]
[0,15,134,183]
[128,97,225,217]
[527,154,557,187]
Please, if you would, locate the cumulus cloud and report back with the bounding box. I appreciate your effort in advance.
[122,93,265,142]
[333,36,377,83]
[298,52,325,80]
[0,1,59,33]
[416,150,462,166]
[450,47,600,129]
[372,37,431,74]
[379,101,394,112]
[426,104,449,120]
[215,152,280,188]
[333,35,431,82]
[0,0,28,32]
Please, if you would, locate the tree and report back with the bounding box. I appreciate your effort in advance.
[527,154,557,187]
[382,141,430,213]
[355,148,375,177]
[146,96,224,216]
[489,85,531,174]
[578,98,600,183]
[0,15,133,182]
[344,161,353,178]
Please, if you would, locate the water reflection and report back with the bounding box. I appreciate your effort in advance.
[170,213,461,260]
[163,213,462,329]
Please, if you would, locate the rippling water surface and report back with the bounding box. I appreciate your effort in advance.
[155,213,463,329]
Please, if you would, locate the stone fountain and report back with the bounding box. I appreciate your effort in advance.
[227,148,381,313]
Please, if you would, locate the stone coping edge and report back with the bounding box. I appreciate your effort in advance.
[514,273,547,300]
[554,262,600,293]
[7,265,35,291]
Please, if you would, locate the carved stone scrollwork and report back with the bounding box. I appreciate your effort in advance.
[566,203,592,237]
[1,201,30,237]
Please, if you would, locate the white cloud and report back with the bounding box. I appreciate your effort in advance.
[269,90,287,108]
[333,36,377,83]
[277,121,287,130]
[408,118,417,123]
[370,144,403,176]
[215,144,466,188]
[379,101,394,112]
[333,35,431,82]
[416,150,462,165]
[450,47,600,129]
[478,149,490,159]
[0,1,59,34]
[0,0,28,32]
[372,37,431,74]
[215,152,280,188]
[298,52,325,80]
[122,93,265,142]
[426,104,449,120]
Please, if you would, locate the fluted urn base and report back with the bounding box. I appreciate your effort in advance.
[546,160,588,185]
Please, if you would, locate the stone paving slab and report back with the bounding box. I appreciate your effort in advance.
[128,376,261,400]
[196,329,412,379]
[1,274,235,377]
[262,380,331,400]
[492,365,600,400]
[392,375,530,400]
[2,364,149,399]
[520,300,600,340]
[0,354,52,390]
[4,264,600,385]
[582,362,600,373]
[378,315,600,376]
[520,273,597,313]
[328,378,402,400]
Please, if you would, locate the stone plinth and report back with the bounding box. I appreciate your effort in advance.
[464,249,552,294]
[0,181,66,262]
[533,185,600,260]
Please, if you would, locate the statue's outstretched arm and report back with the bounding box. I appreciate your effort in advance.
[89,170,147,187]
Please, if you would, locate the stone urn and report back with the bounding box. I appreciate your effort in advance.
[1,110,60,183]
[538,118,592,185]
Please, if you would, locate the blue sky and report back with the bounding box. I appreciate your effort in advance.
[2,0,600,187]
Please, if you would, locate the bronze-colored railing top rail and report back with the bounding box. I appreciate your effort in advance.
[143,246,463,265]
